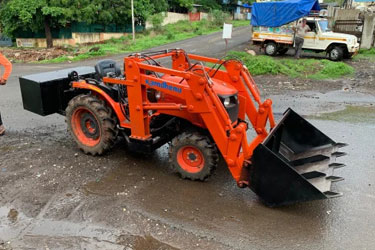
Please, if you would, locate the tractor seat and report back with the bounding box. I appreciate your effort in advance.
[95,59,122,80]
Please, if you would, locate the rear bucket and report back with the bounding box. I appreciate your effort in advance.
[249,108,346,207]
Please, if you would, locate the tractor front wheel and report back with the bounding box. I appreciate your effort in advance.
[66,94,118,155]
[169,131,219,181]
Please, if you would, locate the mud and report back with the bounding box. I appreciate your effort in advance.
[1,27,375,249]
[2,48,70,63]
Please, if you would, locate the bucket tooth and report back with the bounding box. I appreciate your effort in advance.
[331,152,347,158]
[324,191,343,199]
[335,142,348,148]
[249,108,346,206]
[326,176,345,182]
[329,163,346,169]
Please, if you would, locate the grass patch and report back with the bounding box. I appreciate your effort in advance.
[227,51,354,79]
[40,20,248,63]
[353,48,375,61]
[359,48,375,55]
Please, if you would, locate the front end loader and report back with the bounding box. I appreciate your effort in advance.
[19,49,346,206]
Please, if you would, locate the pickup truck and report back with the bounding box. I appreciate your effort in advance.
[252,16,360,61]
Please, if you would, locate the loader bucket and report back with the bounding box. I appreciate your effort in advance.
[249,108,346,207]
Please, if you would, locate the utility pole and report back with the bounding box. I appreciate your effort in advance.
[131,0,135,41]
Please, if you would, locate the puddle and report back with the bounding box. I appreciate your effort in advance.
[310,105,375,123]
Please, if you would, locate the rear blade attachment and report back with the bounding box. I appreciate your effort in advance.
[249,108,347,207]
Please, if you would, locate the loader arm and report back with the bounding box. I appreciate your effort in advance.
[93,50,277,185]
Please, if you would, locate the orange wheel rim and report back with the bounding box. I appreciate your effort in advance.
[177,146,205,173]
[71,107,101,147]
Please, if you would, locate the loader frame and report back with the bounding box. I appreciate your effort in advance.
[71,49,276,185]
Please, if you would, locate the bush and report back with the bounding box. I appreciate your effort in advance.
[166,30,175,40]
[211,9,231,26]
[359,48,375,55]
[150,13,165,31]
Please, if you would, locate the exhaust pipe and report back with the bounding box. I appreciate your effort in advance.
[249,108,346,206]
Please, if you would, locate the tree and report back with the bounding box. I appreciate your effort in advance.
[0,0,169,48]
[81,0,168,26]
[0,0,83,48]
[168,0,194,12]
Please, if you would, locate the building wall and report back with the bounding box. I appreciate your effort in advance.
[335,9,361,20]
[16,32,129,48]
[145,12,209,29]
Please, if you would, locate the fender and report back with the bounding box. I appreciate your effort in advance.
[72,80,130,128]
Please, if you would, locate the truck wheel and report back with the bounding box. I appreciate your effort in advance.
[329,46,344,61]
[169,131,219,181]
[278,48,289,55]
[66,94,118,155]
[265,42,278,56]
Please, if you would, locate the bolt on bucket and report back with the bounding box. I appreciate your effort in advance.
[249,108,346,207]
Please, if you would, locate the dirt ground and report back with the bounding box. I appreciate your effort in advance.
[1,27,375,250]
[1,47,70,62]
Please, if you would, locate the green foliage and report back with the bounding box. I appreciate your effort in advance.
[168,0,194,9]
[166,30,176,39]
[0,0,86,38]
[211,9,231,26]
[227,51,354,79]
[40,20,248,63]
[150,13,165,32]
[195,0,222,10]
[0,0,168,39]
[354,48,375,61]
[310,60,355,80]
[359,48,375,55]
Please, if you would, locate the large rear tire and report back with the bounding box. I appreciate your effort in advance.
[66,94,118,155]
[169,131,219,181]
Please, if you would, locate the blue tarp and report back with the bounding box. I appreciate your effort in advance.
[251,0,320,27]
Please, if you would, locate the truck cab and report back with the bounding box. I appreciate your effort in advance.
[252,17,360,61]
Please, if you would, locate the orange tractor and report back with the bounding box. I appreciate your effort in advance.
[20,49,346,206]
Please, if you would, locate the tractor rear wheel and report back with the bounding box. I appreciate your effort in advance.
[169,131,219,181]
[66,94,118,155]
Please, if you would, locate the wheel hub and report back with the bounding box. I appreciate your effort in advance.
[71,107,101,147]
[80,113,100,139]
[188,152,197,161]
[266,45,276,55]
[177,146,205,173]
[331,50,338,58]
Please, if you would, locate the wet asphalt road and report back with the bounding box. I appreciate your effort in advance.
[1,26,375,249]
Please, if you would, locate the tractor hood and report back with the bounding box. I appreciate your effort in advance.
[211,78,238,96]
[162,75,238,96]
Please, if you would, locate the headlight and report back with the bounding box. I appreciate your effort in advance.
[147,89,162,102]
[155,91,162,100]
[218,94,240,123]
[223,98,231,107]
